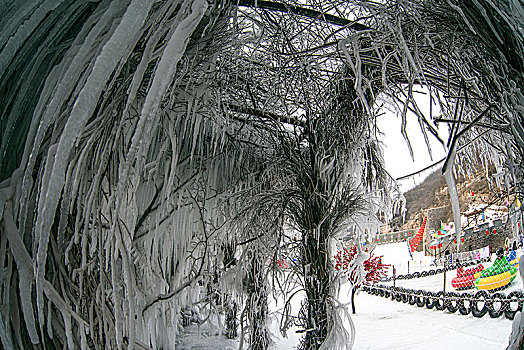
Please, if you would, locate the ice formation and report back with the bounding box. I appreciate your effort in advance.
[0,1,522,349]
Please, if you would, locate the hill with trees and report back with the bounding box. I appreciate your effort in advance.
[392,167,500,231]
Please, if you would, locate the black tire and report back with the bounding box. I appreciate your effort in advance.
[434,291,445,311]
[395,291,402,302]
[488,292,505,318]
[436,268,443,274]
[416,291,425,307]
[409,292,417,305]
[421,271,428,277]
[459,294,472,315]
[505,291,524,320]
[379,288,385,297]
[445,292,460,313]
[384,290,391,298]
[401,291,409,303]
[428,270,436,276]
[471,290,490,318]
[413,272,420,278]
[425,292,435,309]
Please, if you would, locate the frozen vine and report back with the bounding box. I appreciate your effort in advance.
[0,1,523,350]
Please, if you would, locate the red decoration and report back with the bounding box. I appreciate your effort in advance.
[408,216,427,253]
[334,246,390,287]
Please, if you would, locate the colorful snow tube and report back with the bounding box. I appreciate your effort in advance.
[474,257,517,291]
[509,258,519,268]
[474,269,517,290]
[451,264,484,290]
[507,250,517,262]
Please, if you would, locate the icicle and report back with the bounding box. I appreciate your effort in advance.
[63,312,74,350]
[121,0,208,189]
[3,202,39,344]
[32,0,153,332]
[34,143,58,329]
[0,0,66,76]
[0,0,39,49]
[338,37,372,117]
[0,316,14,350]
[47,300,53,339]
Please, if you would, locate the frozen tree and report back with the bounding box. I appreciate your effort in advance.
[1,1,523,350]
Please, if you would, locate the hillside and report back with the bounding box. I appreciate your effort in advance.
[392,168,499,230]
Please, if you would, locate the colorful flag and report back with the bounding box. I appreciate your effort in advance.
[408,216,427,253]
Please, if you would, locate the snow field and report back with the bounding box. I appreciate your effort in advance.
[350,290,512,350]
[178,242,516,349]
[268,278,513,349]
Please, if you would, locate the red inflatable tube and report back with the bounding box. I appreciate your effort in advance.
[451,264,484,290]
[451,274,476,289]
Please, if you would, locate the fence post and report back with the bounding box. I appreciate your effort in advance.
[443,260,446,293]
[393,265,396,288]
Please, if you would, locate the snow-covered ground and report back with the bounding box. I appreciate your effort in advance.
[270,280,513,350]
[349,291,511,350]
[179,242,516,349]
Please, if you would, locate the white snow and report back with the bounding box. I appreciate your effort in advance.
[349,291,511,350]
[373,242,413,275]
[177,241,515,349]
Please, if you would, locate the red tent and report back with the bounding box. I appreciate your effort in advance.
[408,216,427,253]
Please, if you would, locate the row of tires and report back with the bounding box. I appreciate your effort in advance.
[380,259,490,282]
[364,285,523,320]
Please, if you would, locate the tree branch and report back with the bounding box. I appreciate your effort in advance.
[237,0,370,30]
[227,102,306,127]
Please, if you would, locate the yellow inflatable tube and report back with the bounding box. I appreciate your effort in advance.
[474,269,517,291]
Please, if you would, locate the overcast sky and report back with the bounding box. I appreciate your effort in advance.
[376,94,450,193]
